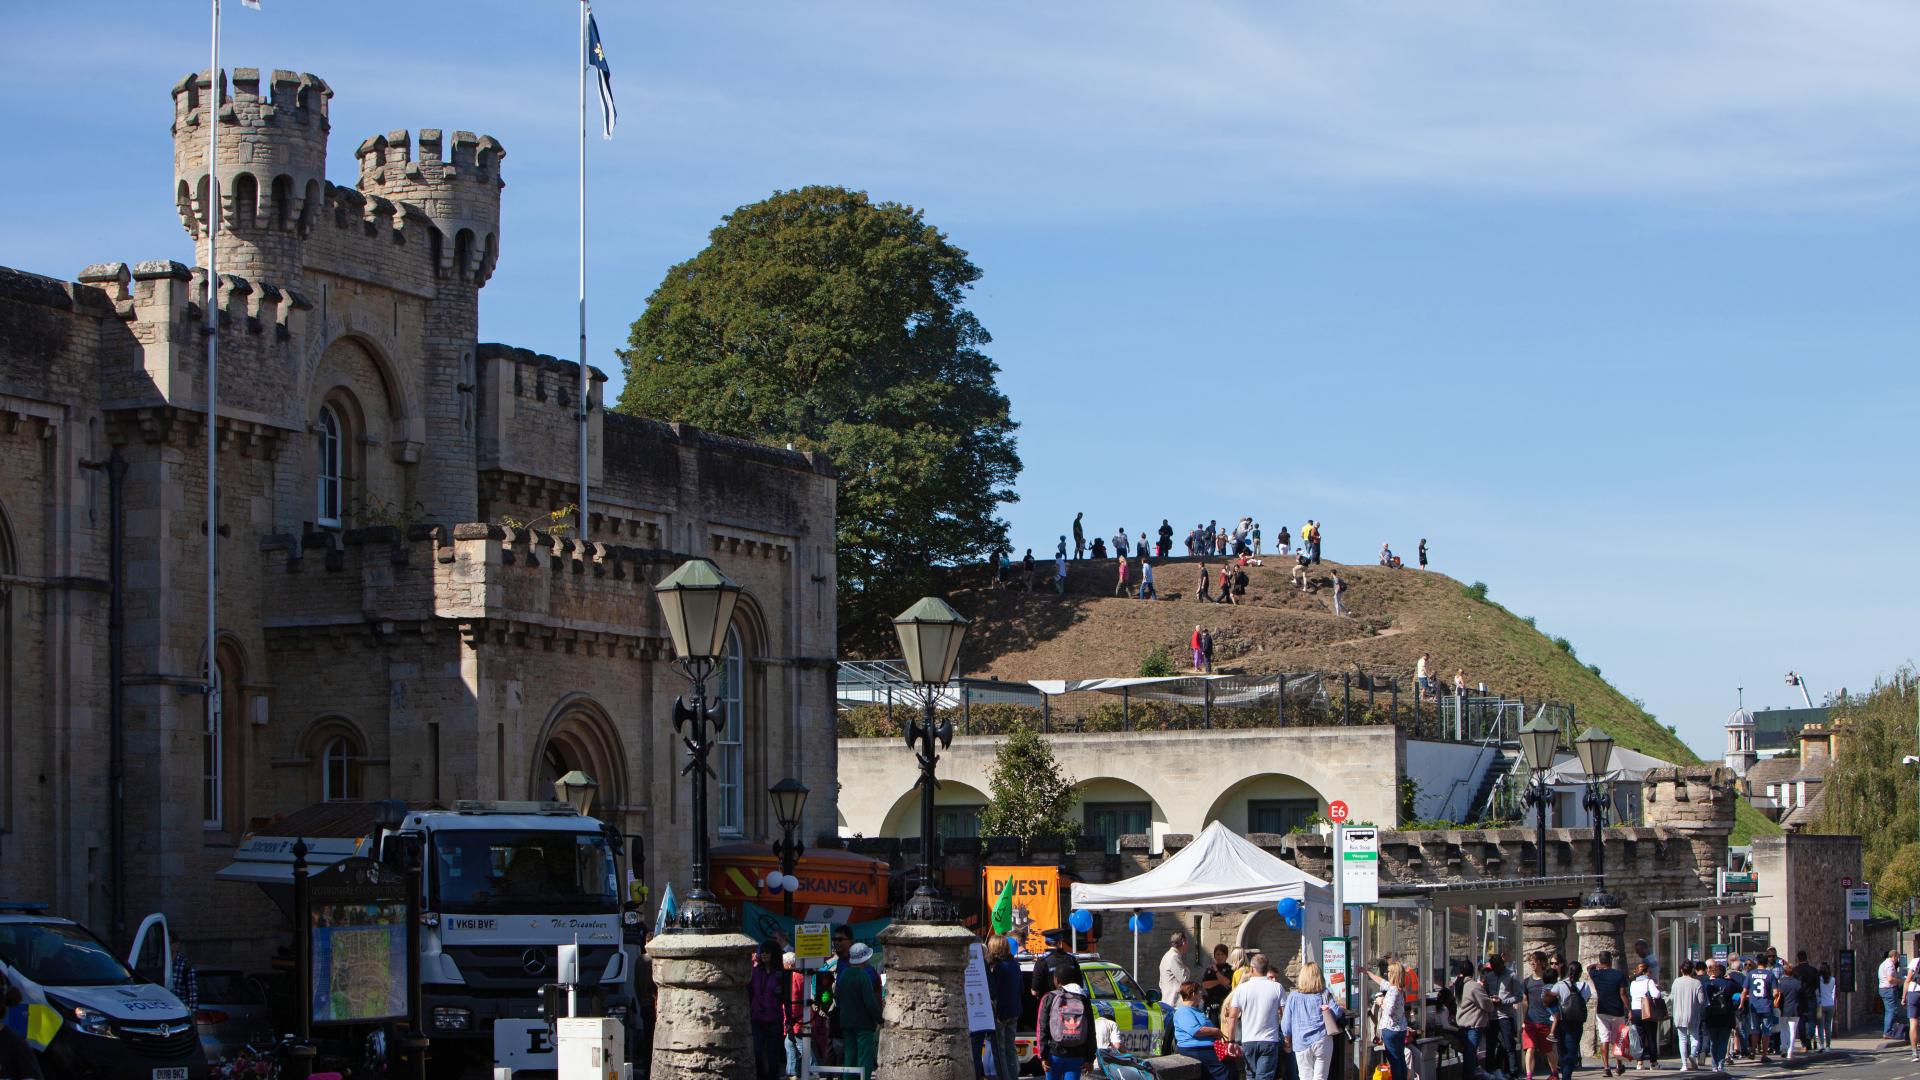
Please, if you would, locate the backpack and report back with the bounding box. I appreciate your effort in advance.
[1045,989,1091,1049]
[1705,981,1734,1025]
[1560,981,1587,1026]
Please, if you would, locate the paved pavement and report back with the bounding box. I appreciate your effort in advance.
[1565,1032,1908,1080]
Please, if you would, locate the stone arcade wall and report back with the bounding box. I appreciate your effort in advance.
[848,766,1744,983]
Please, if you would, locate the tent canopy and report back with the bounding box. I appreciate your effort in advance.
[1070,821,1330,913]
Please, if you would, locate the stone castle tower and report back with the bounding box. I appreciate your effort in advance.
[169,67,505,520]
[0,67,839,965]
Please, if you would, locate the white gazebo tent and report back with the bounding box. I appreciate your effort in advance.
[1070,821,1337,979]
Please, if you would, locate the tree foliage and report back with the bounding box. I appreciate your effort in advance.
[1815,668,1919,918]
[977,727,1079,843]
[616,186,1021,652]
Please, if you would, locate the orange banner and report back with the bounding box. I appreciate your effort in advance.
[984,865,1063,955]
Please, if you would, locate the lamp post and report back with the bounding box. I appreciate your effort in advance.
[768,778,810,919]
[553,769,599,816]
[653,557,743,932]
[1519,717,1561,878]
[1575,726,1617,908]
[892,597,969,923]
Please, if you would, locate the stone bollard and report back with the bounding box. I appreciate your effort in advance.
[1522,911,1570,959]
[646,931,758,1079]
[1572,905,1626,969]
[875,923,977,1080]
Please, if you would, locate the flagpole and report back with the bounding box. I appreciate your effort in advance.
[205,0,221,782]
[576,1,590,538]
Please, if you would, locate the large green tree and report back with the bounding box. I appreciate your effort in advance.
[1815,669,1920,917]
[617,186,1020,652]
[977,727,1079,843]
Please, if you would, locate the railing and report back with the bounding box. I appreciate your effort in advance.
[836,660,1574,746]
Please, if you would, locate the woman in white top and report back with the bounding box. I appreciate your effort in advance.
[1628,962,1663,1070]
[1366,961,1410,1080]
[1816,963,1836,1050]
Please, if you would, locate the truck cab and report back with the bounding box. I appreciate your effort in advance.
[218,800,636,1074]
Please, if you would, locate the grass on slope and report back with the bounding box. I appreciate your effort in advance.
[929,556,1779,842]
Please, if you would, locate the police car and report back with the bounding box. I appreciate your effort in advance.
[1014,956,1165,1074]
[0,906,208,1080]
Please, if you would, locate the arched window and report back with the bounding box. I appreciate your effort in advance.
[322,736,358,801]
[316,404,343,527]
[203,643,247,832]
[715,629,745,836]
[203,661,224,827]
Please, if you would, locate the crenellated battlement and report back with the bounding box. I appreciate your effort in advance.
[171,68,332,135]
[354,129,505,188]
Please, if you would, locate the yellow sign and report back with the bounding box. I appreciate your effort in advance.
[794,922,832,970]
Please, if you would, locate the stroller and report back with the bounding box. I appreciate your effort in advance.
[1097,1048,1159,1080]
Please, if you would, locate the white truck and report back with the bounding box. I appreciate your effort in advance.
[218,800,639,1075]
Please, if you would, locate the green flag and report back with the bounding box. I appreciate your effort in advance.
[990,877,1014,935]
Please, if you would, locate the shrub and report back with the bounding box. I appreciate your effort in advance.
[1137,644,1176,678]
[1464,581,1490,602]
[1553,636,1575,656]
[1587,663,1603,677]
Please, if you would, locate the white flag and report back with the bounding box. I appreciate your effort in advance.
[239,0,261,9]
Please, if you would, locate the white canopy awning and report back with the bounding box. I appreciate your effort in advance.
[1538,746,1676,785]
[1070,820,1331,912]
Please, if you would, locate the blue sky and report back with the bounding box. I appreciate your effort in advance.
[6,1,1917,758]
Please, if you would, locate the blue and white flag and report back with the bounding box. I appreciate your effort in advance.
[587,6,617,139]
[239,0,261,9]
[653,882,678,937]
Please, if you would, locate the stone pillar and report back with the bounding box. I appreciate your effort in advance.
[1573,906,1626,969]
[647,931,757,1079]
[1522,912,1570,959]
[876,923,976,1080]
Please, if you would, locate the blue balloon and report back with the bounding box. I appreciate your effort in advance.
[1069,908,1094,933]
[1133,911,1154,933]
[1277,896,1302,920]
[1285,909,1304,931]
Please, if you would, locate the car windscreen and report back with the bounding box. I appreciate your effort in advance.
[0,922,135,988]
[1109,969,1148,1002]
[432,830,618,914]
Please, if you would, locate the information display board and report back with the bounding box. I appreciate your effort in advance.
[307,857,410,1026]
[1323,936,1352,1009]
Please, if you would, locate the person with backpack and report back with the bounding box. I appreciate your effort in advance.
[1172,980,1231,1080]
[1037,970,1096,1080]
[835,943,882,1079]
[1452,960,1497,1080]
[1702,961,1739,1071]
[1668,959,1705,1071]
[1551,960,1589,1080]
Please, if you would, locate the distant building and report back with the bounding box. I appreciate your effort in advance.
[1741,721,1840,831]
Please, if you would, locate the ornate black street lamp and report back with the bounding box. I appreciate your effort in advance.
[1575,726,1617,908]
[768,778,810,918]
[654,557,743,932]
[1518,717,1560,877]
[892,597,969,922]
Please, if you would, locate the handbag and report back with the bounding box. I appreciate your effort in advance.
[1215,1038,1244,1061]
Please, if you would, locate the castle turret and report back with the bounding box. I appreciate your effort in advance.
[354,129,506,287]
[172,68,332,282]
[352,128,506,521]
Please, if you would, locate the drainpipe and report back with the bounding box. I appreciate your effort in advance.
[80,450,127,947]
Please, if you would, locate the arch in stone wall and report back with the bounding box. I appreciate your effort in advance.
[531,693,629,820]
[877,780,989,839]
[1204,772,1328,836]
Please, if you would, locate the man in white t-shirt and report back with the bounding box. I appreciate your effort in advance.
[1225,954,1290,1080]
[1160,931,1194,1006]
